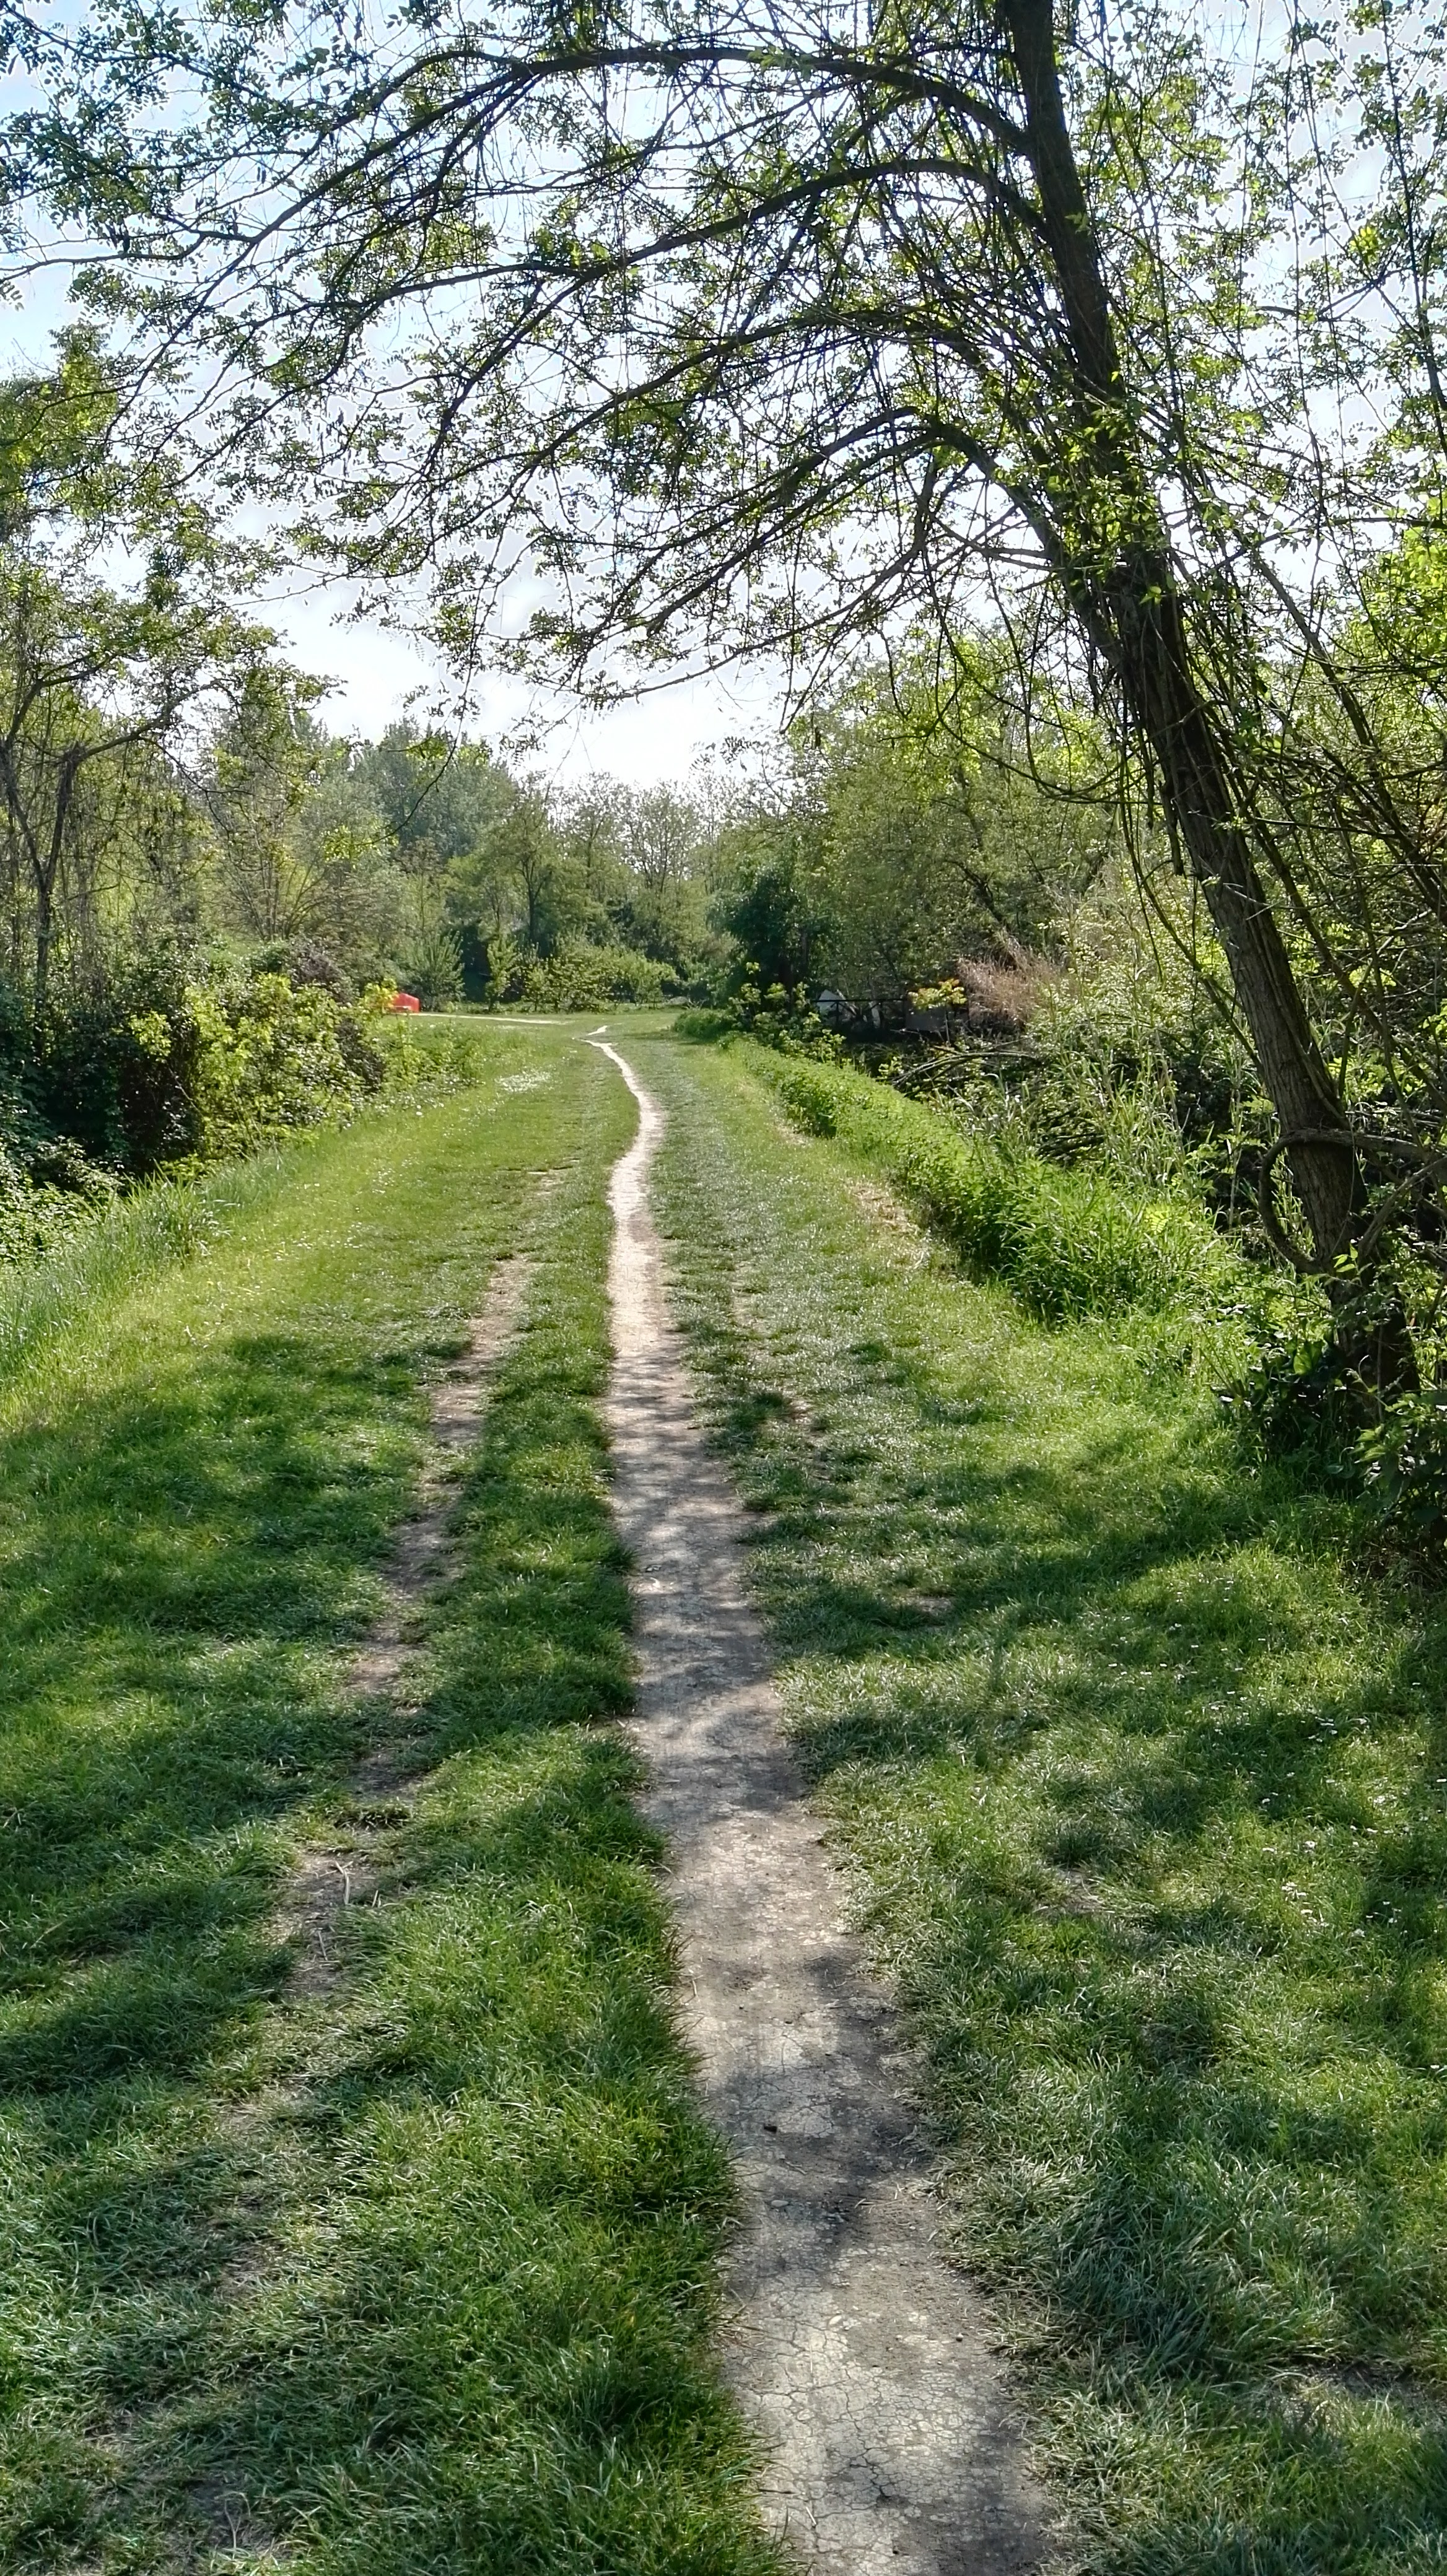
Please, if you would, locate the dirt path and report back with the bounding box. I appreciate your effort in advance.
[594,1040,1052,2576]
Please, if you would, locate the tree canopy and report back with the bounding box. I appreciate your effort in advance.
[13,0,1447,1355]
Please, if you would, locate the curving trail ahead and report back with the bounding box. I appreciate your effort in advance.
[593,1038,1051,2576]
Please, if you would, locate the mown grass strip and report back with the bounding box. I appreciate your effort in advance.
[642,1028,1447,2576]
[0,1025,784,2576]
[0,1014,497,1398]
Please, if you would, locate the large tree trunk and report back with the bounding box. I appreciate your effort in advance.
[995,0,1422,1393]
[1104,565,1358,1266]
[998,0,1361,1280]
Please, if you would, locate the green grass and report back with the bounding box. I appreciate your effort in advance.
[0,1020,784,2576]
[637,1027,1447,2576]
[751,1045,1232,1323]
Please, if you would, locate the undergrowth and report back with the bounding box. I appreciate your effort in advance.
[754,1043,1239,1326]
[748,1038,1447,1551]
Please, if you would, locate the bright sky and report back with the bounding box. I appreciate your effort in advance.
[266,573,782,786]
[0,262,785,790]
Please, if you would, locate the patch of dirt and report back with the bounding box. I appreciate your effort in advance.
[1281,2361,1442,2421]
[896,1589,956,1622]
[274,1845,381,2001]
[183,2483,295,2571]
[849,1174,929,1261]
[593,1037,1054,2576]
[1045,1868,1108,1923]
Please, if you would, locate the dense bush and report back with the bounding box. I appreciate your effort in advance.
[13,950,205,1177]
[758,1048,1229,1321]
[0,1142,116,1263]
[187,970,386,1158]
[9,957,389,1180]
[896,942,1254,1214]
[0,959,448,1273]
[253,937,356,1002]
[1358,1390,1447,1546]
[1215,1280,1447,1547]
[514,938,680,1009]
[723,981,843,1056]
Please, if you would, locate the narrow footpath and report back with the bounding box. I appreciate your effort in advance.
[593,1039,1052,2576]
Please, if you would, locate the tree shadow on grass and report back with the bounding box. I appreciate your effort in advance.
[0,1331,431,2081]
[0,1317,450,2564]
[683,1270,1447,2570]
[0,1230,788,2574]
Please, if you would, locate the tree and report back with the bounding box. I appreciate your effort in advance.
[715,807,831,999]
[773,642,1113,999]
[0,342,288,1013]
[471,783,585,959]
[356,724,509,871]
[26,0,1447,1357]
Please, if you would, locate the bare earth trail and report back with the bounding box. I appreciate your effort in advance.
[593,1038,1052,2576]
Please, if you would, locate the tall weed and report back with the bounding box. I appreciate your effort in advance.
[757,1047,1231,1323]
[0,1162,235,1395]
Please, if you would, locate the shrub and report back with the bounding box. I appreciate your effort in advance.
[1358,1391,1447,1545]
[724,981,842,1058]
[1218,1282,1447,1549]
[0,960,487,1282]
[0,1142,115,1264]
[516,939,676,1009]
[33,949,208,1174]
[187,970,385,1159]
[893,904,1256,1222]
[758,1048,1228,1321]
[372,1011,491,1094]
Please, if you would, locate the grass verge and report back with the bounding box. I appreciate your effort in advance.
[0,1020,784,2576]
[638,1027,1447,2576]
[0,1009,494,1396]
[751,1042,1232,1322]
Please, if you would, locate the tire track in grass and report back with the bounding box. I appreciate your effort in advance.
[0,1050,789,2576]
[594,1037,1051,2576]
[274,1232,540,2003]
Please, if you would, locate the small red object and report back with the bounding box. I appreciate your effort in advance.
[390,991,422,1012]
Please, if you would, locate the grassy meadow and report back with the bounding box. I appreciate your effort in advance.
[632,1025,1447,2576]
[12,992,1447,2576]
[0,1018,784,2576]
